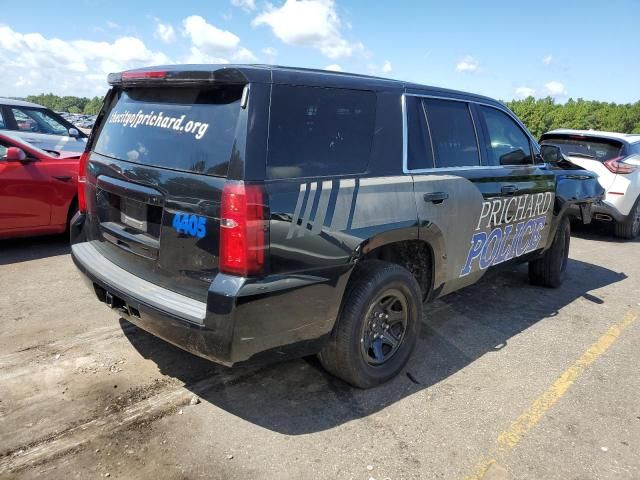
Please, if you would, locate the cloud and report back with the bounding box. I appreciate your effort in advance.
[262,47,277,57]
[183,47,230,65]
[515,86,536,98]
[382,60,392,74]
[231,0,256,12]
[456,55,479,73]
[543,81,567,97]
[181,15,255,65]
[232,47,257,62]
[252,0,364,59]
[0,23,170,97]
[324,63,342,71]
[543,54,553,65]
[182,15,240,53]
[154,20,176,44]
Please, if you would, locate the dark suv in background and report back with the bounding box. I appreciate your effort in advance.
[71,65,602,388]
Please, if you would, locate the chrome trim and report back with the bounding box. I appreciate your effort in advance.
[402,92,539,174]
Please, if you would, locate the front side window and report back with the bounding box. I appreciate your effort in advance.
[267,85,376,179]
[0,109,5,129]
[11,108,69,135]
[423,99,480,168]
[480,106,532,166]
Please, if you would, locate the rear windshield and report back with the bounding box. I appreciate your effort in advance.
[541,136,623,162]
[266,85,376,179]
[94,86,244,176]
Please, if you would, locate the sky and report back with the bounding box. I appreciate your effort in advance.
[1,0,639,103]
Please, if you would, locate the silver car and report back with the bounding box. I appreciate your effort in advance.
[0,98,88,153]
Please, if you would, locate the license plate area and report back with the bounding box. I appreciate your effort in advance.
[96,189,163,239]
[120,198,148,232]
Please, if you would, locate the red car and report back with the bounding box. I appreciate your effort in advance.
[0,132,80,239]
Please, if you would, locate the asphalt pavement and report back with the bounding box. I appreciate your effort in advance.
[0,225,638,479]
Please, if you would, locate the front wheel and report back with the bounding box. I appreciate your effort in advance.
[318,260,422,389]
[528,216,570,288]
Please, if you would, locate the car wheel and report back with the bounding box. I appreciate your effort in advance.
[318,260,422,389]
[528,216,570,288]
[614,199,640,240]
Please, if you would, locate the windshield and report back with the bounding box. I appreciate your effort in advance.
[542,136,623,162]
[94,86,244,176]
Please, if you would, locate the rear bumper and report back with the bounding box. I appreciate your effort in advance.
[568,201,626,223]
[71,218,351,366]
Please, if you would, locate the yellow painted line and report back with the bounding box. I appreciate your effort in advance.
[464,310,638,480]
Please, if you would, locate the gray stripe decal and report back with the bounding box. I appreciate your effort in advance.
[297,182,318,237]
[311,180,333,234]
[286,183,307,239]
[330,178,356,231]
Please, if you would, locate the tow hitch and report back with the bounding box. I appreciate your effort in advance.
[105,291,126,311]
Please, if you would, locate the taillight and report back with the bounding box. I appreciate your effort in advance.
[219,182,266,277]
[77,151,90,213]
[604,156,636,174]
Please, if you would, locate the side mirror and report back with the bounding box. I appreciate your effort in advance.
[540,144,563,164]
[68,128,80,138]
[4,147,27,162]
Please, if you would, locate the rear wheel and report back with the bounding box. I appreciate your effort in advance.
[528,216,570,288]
[319,260,422,389]
[614,199,640,240]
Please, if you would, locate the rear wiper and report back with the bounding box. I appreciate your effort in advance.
[567,152,596,159]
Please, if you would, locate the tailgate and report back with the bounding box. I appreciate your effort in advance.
[82,83,245,301]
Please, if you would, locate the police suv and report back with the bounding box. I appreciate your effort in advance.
[71,65,603,388]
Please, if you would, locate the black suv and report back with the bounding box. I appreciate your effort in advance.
[71,65,603,388]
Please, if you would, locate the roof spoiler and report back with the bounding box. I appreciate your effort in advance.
[108,66,250,87]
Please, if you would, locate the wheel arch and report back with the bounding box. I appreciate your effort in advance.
[350,225,444,302]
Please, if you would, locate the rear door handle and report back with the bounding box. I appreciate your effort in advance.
[501,185,519,195]
[423,192,449,204]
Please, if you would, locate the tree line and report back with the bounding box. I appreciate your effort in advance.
[24,93,104,115]
[20,93,640,139]
[505,97,640,139]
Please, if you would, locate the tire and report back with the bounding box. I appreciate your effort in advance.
[528,216,570,288]
[613,199,640,240]
[65,198,78,235]
[318,260,422,389]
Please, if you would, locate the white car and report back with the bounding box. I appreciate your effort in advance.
[0,98,88,153]
[540,129,640,239]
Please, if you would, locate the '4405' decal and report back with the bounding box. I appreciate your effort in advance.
[171,212,207,238]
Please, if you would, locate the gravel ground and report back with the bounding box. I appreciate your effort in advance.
[0,225,638,480]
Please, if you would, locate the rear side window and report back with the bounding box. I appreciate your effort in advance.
[267,85,376,179]
[423,99,480,168]
[0,109,5,129]
[541,136,623,162]
[479,106,532,166]
[94,86,244,176]
[406,96,434,170]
